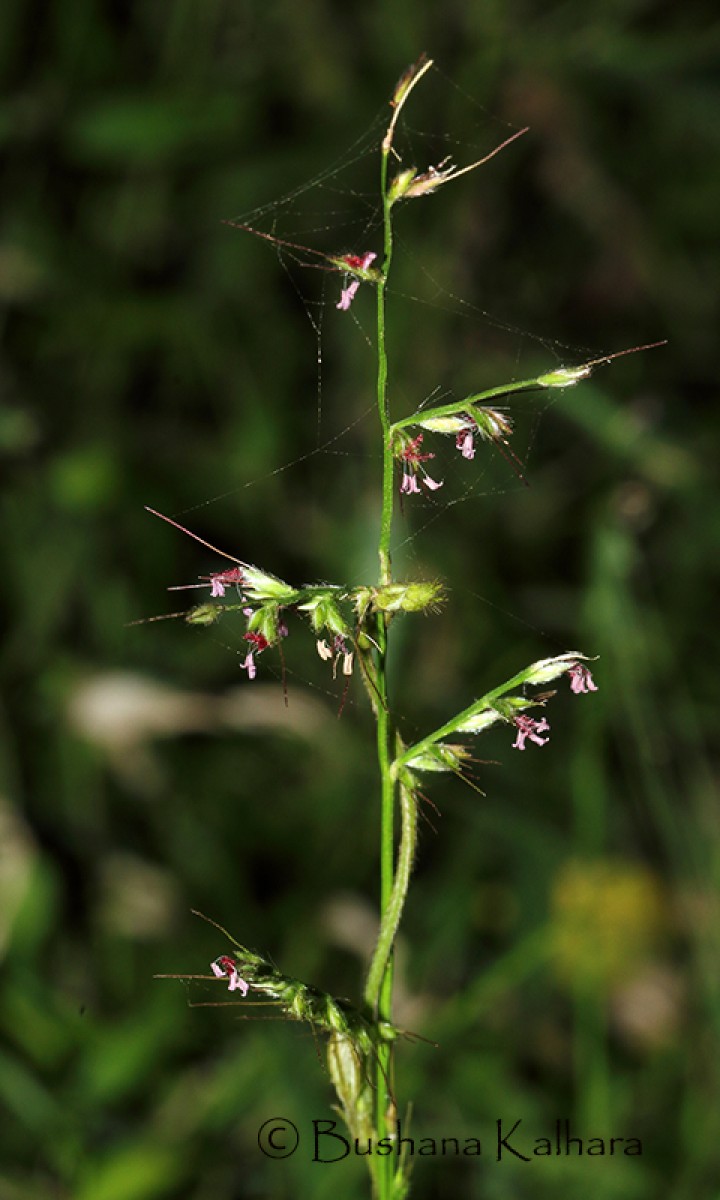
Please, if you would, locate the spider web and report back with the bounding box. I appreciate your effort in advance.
[148,66,612,714]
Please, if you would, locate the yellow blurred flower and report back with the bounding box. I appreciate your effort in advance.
[550,859,668,990]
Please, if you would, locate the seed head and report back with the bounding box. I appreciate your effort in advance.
[363,581,445,615]
[404,742,472,774]
[185,604,223,626]
[537,365,593,389]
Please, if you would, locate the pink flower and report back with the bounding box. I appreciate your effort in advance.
[456,426,476,460]
[400,471,421,494]
[336,252,377,311]
[239,651,257,679]
[211,956,249,996]
[512,714,550,750]
[240,631,269,680]
[239,617,288,680]
[168,565,246,597]
[209,567,245,597]
[567,662,598,694]
[337,280,361,311]
[399,434,444,495]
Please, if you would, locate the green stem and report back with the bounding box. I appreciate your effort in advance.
[377,176,395,589]
[373,626,394,1200]
[390,377,544,431]
[369,147,397,1200]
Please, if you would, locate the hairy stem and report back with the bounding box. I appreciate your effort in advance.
[364,768,418,1012]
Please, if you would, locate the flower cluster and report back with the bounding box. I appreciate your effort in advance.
[204,937,403,1146]
[152,507,599,726]
[391,406,517,497]
[150,508,452,687]
[396,655,598,784]
[512,714,551,751]
[393,432,443,495]
[505,659,599,751]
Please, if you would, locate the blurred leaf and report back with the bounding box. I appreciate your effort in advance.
[76,1143,184,1200]
[65,95,244,165]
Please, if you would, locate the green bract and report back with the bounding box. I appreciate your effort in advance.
[242,566,300,603]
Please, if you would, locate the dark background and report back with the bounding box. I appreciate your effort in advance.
[2,2,719,1197]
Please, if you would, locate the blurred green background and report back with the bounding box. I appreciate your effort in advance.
[2,1,719,1197]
